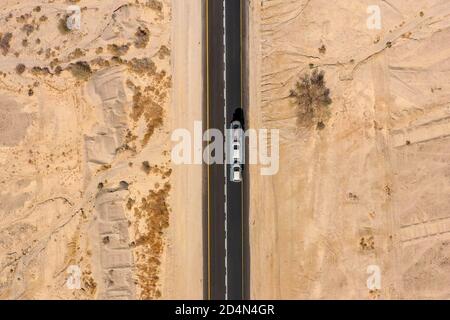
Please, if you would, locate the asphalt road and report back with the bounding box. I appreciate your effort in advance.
[206,0,248,300]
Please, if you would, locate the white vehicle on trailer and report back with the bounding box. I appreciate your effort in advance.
[229,120,244,183]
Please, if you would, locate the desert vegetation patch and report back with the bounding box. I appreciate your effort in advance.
[132,182,171,299]
[290,69,332,129]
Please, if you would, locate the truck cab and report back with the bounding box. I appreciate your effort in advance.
[231,163,242,183]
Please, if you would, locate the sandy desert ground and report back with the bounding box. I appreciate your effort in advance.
[3,0,449,301]
[248,0,450,299]
[0,0,202,299]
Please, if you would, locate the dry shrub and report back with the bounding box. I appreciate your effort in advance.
[69,61,92,81]
[141,161,151,174]
[134,27,150,49]
[290,69,332,128]
[318,44,326,54]
[0,32,13,56]
[31,66,51,76]
[131,89,164,145]
[157,45,170,59]
[82,270,97,296]
[16,64,26,74]
[22,24,34,36]
[68,48,85,60]
[127,57,156,75]
[58,17,70,34]
[107,44,129,56]
[146,0,163,11]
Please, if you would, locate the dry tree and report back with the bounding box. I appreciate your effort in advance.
[290,69,332,129]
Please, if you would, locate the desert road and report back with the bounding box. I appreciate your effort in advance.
[206,0,249,300]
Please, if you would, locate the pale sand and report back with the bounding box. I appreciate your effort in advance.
[0,0,195,299]
[248,0,450,299]
[160,0,204,299]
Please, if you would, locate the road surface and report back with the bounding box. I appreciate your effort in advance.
[206,0,248,300]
